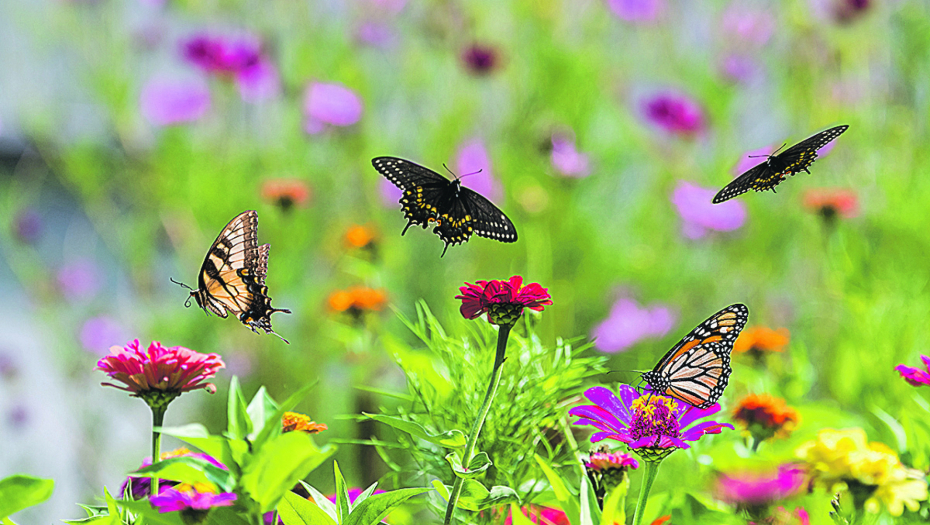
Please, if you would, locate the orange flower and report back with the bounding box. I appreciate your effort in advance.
[802,188,859,220]
[651,516,671,525]
[734,326,790,355]
[345,224,377,249]
[733,393,800,443]
[282,411,328,434]
[327,287,387,314]
[261,179,311,210]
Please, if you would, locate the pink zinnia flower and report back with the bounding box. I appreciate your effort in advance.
[149,484,236,512]
[570,385,733,461]
[456,276,552,326]
[140,77,210,126]
[605,0,664,23]
[303,82,364,134]
[672,181,747,239]
[896,355,930,387]
[506,505,570,525]
[97,339,225,397]
[455,138,503,202]
[715,465,806,508]
[591,297,675,353]
[642,92,705,136]
[802,188,859,220]
[550,134,590,178]
[586,450,640,472]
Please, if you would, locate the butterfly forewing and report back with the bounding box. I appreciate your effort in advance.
[713,125,848,203]
[372,156,517,256]
[642,304,749,409]
[183,210,291,343]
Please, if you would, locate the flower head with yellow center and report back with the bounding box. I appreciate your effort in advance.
[796,428,928,516]
[282,411,328,434]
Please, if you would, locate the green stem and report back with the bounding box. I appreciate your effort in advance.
[443,323,512,525]
[150,405,166,497]
[631,460,662,525]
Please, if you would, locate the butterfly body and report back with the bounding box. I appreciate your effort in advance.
[713,125,848,203]
[372,156,517,256]
[641,304,749,409]
[177,210,291,343]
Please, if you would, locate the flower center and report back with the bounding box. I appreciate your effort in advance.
[629,396,681,442]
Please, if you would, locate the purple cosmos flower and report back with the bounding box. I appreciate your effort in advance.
[140,76,210,126]
[605,0,664,23]
[182,34,261,75]
[379,177,403,207]
[715,464,806,507]
[120,449,227,500]
[455,138,502,202]
[671,181,747,239]
[721,3,775,47]
[896,355,930,387]
[236,59,280,103]
[642,92,705,136]
[303,82,364,134]
[569,385,733,459]
[591,298,675,353]
[149,485,236,512]
[550,134,590,178]
[13,208,43,244]
[461,43,502,75]
[8,404,28,428]
[57,259,101,301]
[720,54,762,84]
[356,22,397,48]
[0,353,17,379]
[79,316,128,354]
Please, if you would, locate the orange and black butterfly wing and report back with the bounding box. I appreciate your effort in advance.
[642,304,749,409]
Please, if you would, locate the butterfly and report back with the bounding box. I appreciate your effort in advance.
[641,304,749,409]
[713,125,849,204]
[372,156,517,257]
[171,210,292,343]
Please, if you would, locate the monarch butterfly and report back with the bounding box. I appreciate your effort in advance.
[713,125,849,204]
[641,304,749,409]
[171,210,291,343]
[371,157,518,257]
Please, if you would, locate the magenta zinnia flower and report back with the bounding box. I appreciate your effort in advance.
[570,385,733,461]
[896,355,930,386]
[97,339,225,399]
[456,276,552,326]
[642,92,705,136]
[149,484,237,513]
[121,448,227,500]
[586,450,640,472]
[715,465,806,509]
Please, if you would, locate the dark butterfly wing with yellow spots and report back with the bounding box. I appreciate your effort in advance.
[641,304,749,409]
[172,210,291,343]
[713,125,848,204]
[372,156,518,256]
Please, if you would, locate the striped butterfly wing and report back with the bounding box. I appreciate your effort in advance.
[642,304,749,409]
[713,163,768,203]
[193,210,291,343]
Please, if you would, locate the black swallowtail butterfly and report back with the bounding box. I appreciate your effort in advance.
[372,156,518,256]
[713,125,849,204]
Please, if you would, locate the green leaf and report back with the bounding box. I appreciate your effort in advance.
[334,460,351,522]
[240,432,336,513]
[116,499,185,524]
[158,424,228,463]
[351,482,380,511]
[134,455,234,492]
[247,386,279,440]
[445,452,491,478]
[0,475,54,519]
[365,414,466,448]
[253,380,319,450]
[298,481,339,522]
[431,480,518,511]
[227,376,252,440]
[509,503,534,525]
[345,487,433,525]
[278,491,337,525]
[600,473,630,525]
[534,455,580,525]
[578,474,597,525]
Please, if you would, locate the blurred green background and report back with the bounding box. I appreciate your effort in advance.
[2,0,930,522]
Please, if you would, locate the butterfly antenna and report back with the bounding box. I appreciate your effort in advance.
[170,278,195,308]
[269,330,290,345]
[169,277,194,291]
[772,142,787,155]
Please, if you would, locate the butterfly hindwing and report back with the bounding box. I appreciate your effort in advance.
[181,210,291,343]
[713,125,848,203]
[642,304,749,409]
[372,156,517,256]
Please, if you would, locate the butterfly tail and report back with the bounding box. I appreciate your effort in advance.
[440,243,450,258]
[402,221,414,236]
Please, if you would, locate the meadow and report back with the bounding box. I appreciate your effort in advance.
[1,0,930,523]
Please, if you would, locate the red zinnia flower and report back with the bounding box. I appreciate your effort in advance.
[261,179,311,211]
[456,276,552,326]
[802,188,859,221]
[97,339,225,399]
[732,393,800,443]
[327,287,387,316]
[734,326,790,356]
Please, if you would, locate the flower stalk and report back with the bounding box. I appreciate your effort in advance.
[151,405,166,496]
[632,460,662,525]
[443,323,512,525]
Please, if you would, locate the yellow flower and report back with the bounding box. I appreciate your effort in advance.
[796,428,928,516]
